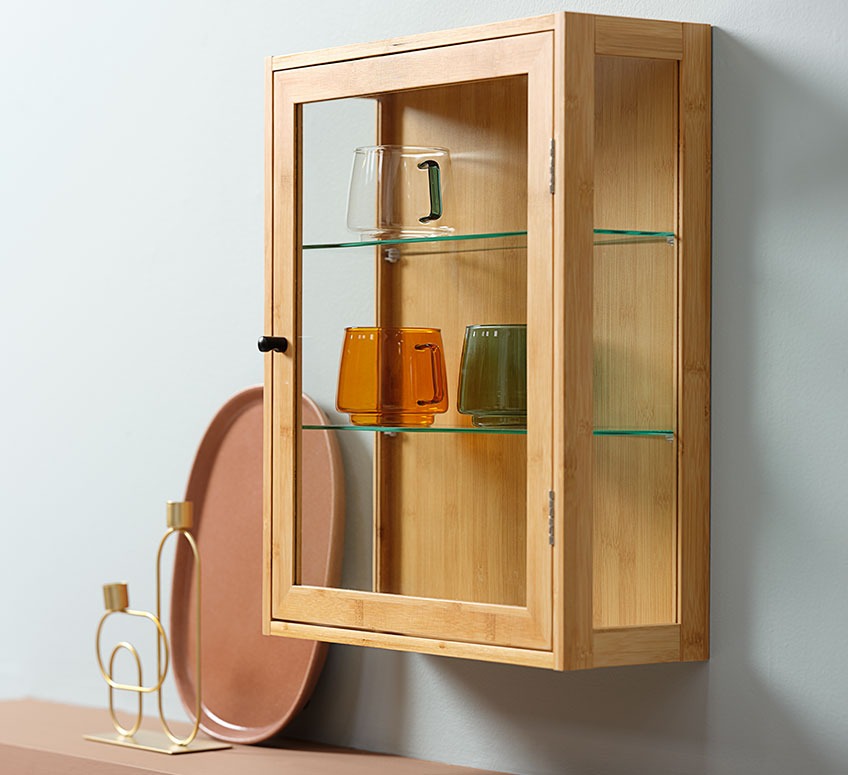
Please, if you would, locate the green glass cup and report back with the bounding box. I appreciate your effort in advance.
[457,324,527,427]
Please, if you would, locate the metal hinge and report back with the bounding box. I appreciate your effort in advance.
[548,490,555,546]
[549,139,556,194]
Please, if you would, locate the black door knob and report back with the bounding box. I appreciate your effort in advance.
[257,336,289,354]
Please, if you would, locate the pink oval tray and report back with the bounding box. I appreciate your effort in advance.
[169,387,344,744]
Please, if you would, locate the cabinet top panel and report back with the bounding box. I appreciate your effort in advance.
[269,13,708,72]
[270,15,555,71]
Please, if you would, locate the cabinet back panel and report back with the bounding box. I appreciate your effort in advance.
[377,78,529,605]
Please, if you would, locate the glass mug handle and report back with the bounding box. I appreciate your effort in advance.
[417,160,442,223]
[414,342,445,406]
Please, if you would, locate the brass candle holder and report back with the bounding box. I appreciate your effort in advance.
[85,501,230,754]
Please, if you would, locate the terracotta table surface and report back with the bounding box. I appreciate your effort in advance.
[0,699,508,775]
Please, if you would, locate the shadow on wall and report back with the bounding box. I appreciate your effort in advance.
[286,28,848,775]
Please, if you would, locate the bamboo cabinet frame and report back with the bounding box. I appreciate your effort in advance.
[263,13,711,670]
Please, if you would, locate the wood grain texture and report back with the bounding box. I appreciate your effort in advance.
[262,56,274,635]
[593,436,676,627]
[270,71,300,619]
[678,22,712,662]
[523,38,556,649]
[270,15,557,71]
[270,32,555,653]
[551,11,567,671]
[560,12,596,671]
[592,624,680,667]
[593,57,677,432]
[280,585,546,649]
[377,78,529,606]
[593,242,676,430]
[594,56,678,234]
[595,16,683,60]
[270,622,556,669]
[275,34,558,104]
[592,55,679,630]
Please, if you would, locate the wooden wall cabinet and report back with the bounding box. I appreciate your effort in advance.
[262,13,711,670]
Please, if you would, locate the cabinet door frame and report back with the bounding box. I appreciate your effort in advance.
[265,30,556,660]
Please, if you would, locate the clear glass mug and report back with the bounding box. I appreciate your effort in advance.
[346,146,453,238]
[336,327,449,427]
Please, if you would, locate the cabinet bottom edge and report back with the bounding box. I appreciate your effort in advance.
[268,619,557,669]
[591,623,683,667]
[268,620,705,669]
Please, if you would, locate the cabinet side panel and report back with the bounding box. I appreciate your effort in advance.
[378,79,529,606]
[678,23,711,661]
[595,17,683,60]
[593,56,678,627]
[560,12,596,670]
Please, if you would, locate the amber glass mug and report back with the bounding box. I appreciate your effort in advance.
[337,327,449,427]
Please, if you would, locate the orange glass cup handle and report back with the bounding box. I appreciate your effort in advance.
[414,342,445,406]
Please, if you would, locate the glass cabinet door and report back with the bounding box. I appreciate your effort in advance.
[268,33,554,651]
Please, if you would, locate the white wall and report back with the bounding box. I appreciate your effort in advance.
[3,1,848,773]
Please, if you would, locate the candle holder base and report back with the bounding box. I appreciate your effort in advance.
[84,730,231,755]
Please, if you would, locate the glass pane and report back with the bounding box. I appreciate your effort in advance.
[593,239,675,432]
[301,97,378,592]
[298,76,529,605]
[593,54,679,627]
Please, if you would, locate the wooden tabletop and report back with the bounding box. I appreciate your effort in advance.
[0,700,507,775]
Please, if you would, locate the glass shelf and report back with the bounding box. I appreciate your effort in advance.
[303,230,526,250]
[303,424,526,435]
[594,429,674,439]
[593,229,675,246]
[304,424,674,438]
[303,228,675,251]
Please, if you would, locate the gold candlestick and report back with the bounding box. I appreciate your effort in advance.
[85,502,230,754]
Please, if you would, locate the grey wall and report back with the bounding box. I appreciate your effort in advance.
[3,1,848,773]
